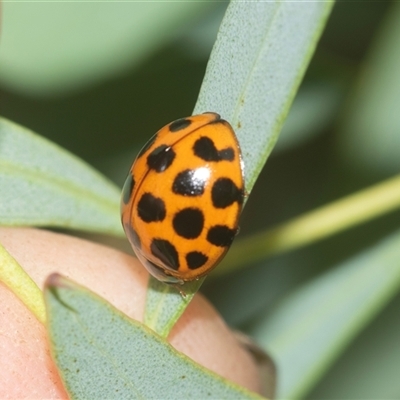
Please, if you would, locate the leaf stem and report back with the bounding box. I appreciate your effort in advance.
[218,174,400,275]
[0,243,46,324]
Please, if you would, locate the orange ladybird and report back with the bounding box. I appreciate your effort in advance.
[121,112,244,284]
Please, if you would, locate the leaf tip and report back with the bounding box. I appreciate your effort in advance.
[45,272,68,289]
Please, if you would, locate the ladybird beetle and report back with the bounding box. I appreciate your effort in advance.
[121,112,244,284]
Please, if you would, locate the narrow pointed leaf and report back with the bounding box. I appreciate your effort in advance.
[250,230,400,399]
[0,117,123,236]
[144,0,334,337]
[194,0,334,192]
[45,274,263,400]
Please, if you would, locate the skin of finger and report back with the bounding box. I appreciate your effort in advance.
[0,228,261,397]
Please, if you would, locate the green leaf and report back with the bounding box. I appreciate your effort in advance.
[249,230,400,399]
[194,0,334,192]
[338,2,400,176]
[144,277,204,338]
[45,274,263,400]
[0,2,214,96]
[275,82,343,153]
[309,293,400,398]
[0,117,123,236]
[0,242,45,324]
[144,0,334,337]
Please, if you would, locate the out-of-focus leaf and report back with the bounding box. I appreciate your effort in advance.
[275,82,343,152]
[0,2,214,96]
[309,292,400,399]
[0,117,123,236]
[338,2,400,175]
[249,230,400,399]
[45,274,263,400]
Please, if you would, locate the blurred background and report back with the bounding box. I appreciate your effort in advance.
[1,2,400,398]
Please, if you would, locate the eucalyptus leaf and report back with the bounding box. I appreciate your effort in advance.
[194,0,334,192]
[144,0,334,337]
[310,293,400,399]
[144,277,204,338]
[45,274,263,400]
[249,230,400,399]
[0,2,214,96]
[275,82,343,153]
[338,2,400,176]
[0,117,123,236]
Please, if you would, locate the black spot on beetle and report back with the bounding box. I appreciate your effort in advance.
[193,137,218,161]
[173,208,204,239]
[122,174,135,205]
[186,251,208,269]
[139,256,181,284]
[193,136,235,162]
[169,118,192,132]
[172,169,206,197]
[147,145,176,172]
[207,225,236,247]
[211,178,243,209]
[137,193,166,223]
[151,239,180,270]
[217,147,235,161]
